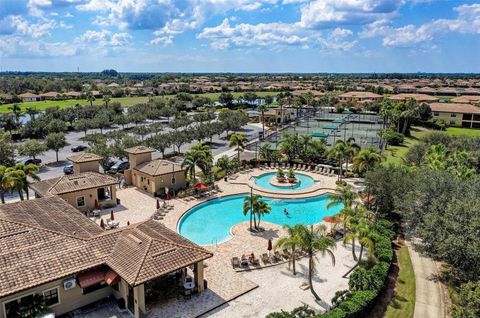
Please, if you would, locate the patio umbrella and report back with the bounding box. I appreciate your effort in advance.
[267,239,273,256]
[323,215,340,233]
[193,183,208,190]
[156,199,160,209]
[110,210,114,221]
[100,218,105,229]
[94,199,99,209]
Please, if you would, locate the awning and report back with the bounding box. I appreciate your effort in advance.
[105,269,121,286]
[77,269,107,288]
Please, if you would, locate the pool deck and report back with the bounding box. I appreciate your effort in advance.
[97,168,352,318]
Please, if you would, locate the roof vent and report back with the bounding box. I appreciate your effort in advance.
[73,181,78,185]
[128,234,142,244]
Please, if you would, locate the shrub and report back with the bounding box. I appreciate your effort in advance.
[381,128,405,146]
[318,309,347,318]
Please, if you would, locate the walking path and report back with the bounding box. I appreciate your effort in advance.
[405,239,446,318]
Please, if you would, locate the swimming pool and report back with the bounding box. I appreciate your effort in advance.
[178,194,342,245]
[253,172,316,191]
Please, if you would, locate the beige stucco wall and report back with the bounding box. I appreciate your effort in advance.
[431,112,463,126]
[59,186,117,212]
[128,153,152,169]
[0,277,115,318]
[131,170,186,195]
[73,161,100,174]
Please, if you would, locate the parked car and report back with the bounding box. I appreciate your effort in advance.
[63,164,74,175]
[16,158,42,166]
[109,161,129,173]
[71,145,88,152]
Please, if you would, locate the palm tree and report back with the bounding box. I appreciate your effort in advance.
[335,138,360,177]
[353,147,382,175]
[258,104,268,139]
[87,92,96,106]
[3,168,25,201]
[182,148,207,180]
[258,143,272,162]
[255,199,271,228]
[103,95,111,108]
[296,224,337,300]
[327,184,358,233]
[190,143,213,176]
[15,163,40,200]
[242,194,270,231]
[275,224,302,275]
[229,133,247,160]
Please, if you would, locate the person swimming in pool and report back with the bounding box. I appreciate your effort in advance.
[284,208,289,216]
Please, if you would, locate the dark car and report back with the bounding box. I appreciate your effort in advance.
[63,164,74,175]
[16,158,42,166]
[109,161,130,173]
[71,145,88,152]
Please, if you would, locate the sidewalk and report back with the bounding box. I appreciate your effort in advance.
[405,239,446,318]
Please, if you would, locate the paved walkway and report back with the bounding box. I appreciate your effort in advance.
[405,239,446,318]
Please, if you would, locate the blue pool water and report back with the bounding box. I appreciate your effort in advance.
[178,194,342,245]
[253,172,316,191]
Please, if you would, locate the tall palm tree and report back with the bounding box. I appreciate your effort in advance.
[87,92,96,106]
[334,137,360,177]
[15,163,40,200]
[327,184,357,210]
[275,224,302,275]
[258,143,272,162]
[242,194,270,231]
[8,104,22,126]
[190,143,213,175]
[182,148,207,180]
[229,133,247,160]
[255,199,271,228]
[353,147,383,175]
[296,224,337,300]
[257,104,268,139]
[103,95,111,108]
[3,168,25,201]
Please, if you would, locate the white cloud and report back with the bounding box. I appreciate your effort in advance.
[0,15,57,38]
[75,29,132,46]
[330,27,353,39]
[360,3,480,47]
[0,36,77,58]
[299,0,404,29]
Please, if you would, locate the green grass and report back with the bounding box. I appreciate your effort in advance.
[384,127,432,164]
[446,127,480,136]
[384,242,416,318]
[0,91,282,113]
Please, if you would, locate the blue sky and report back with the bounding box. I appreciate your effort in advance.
[0,0,479,73]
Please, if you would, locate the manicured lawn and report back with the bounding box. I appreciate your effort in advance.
[446,127,480,136]
[0,96,150,113]
[0,91,282,113]
[384,127,432,164]
[384,241,416,318]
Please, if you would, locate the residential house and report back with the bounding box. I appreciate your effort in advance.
[0,196,212,318]
[451,95,480,105]
[124,146,187,196]
[338,91,383,105]
[430,103,480,128]
[40,92,61,100]
[30,153,117,212]
[262,108,291,124]
[387,93,439,104]
[18,92,42,102]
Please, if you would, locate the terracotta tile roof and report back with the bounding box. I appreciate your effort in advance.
[18,92,40,98]
[125,146,155,154]
[388,93,439,102]
[0,197,212,297]
[134,159,185,176]
[338,91,382,98]
[451,95,480,104]
[67,153,103,163]
[30,172,117,196]
[106,222,212,286]
[430,103,480,114]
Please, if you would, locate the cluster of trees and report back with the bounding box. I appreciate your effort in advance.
[268,184,394,317]
[366,132,480,317]
[0,163,40,203]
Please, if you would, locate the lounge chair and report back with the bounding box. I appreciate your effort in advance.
[261,253,270,264]
[282,249,291,259]
[251,258,260,266]
[293,164,298,170]
[301,165,307,171]
[274,251,282,262]
[231,257,240,268]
